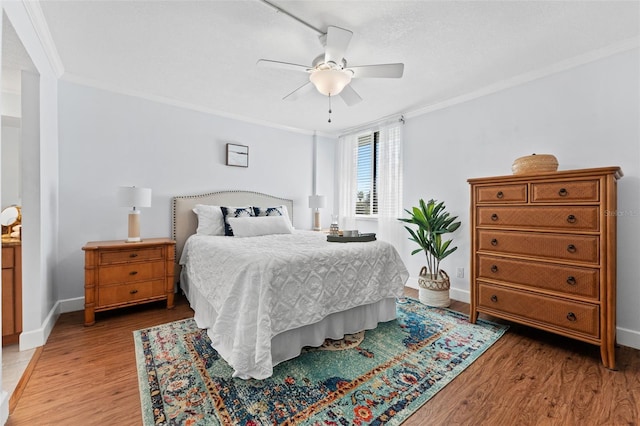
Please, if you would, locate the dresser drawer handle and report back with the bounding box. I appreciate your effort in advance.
[566,312,576,322]
[129,253,138,258]
[566,276,577,285]
[490,265,498,273]
[558,188,568,197]
[567,214,577,224]
[491,213,499,221]
[567,244,576,253]
[496,191,504,199]
[490,295,498,303]
[129,271,138,276]
[490,238,498,246]
[130,289,138,295]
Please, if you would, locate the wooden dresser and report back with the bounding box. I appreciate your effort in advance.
[82,238,175,326]
[2,239,22,345]
[468,167,622,369]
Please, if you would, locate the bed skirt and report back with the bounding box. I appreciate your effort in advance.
[180,270,398,378]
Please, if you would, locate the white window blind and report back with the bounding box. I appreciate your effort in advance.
[356,132,379,216]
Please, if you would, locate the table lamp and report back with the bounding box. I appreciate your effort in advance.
[118,186,152,242]
[308,195,326,231]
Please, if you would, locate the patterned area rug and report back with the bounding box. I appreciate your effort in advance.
[134,298,507,425]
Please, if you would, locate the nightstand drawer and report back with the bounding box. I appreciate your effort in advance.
[478,282,599,338]
[98,260,165,285]
[98,280,166,306]
[476,184,527,203]
[531,180,599,203]
[99,247,164,265]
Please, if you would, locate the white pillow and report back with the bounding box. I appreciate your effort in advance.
[192,204,225,236]
[227,215,293,238]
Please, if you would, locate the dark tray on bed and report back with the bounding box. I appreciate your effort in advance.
[327,233,377,243]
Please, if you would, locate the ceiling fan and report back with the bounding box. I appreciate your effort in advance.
[257,25,404,108]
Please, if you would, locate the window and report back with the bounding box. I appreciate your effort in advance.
[356,132,379,216]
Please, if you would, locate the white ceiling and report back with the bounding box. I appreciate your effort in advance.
[4,1,640,134]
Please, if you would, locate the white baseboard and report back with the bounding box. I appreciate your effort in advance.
[0,390,8,425]
[19,300,60,351]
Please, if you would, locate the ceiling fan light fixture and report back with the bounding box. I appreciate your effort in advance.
[309,69,352,96]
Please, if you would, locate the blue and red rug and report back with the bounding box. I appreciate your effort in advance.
[134,298,507,425]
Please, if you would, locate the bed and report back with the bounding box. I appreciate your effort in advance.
[172,190,409,379]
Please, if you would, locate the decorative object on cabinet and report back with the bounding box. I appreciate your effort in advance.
[2,239,21,345]
[308,194,326,231]
[226,143,249,167]
[118,186,152,243]
[82,238,175,326]
[468,167,622,369]
[511,153,559,175]
[1,205,21,238]
[399,199,461,307]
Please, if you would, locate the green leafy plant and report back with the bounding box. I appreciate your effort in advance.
[399,199,461,278]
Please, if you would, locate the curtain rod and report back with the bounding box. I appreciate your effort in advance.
[338,114,405,138]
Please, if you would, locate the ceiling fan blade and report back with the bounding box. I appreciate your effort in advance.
[257,59,311,73]
[324,26,353,64]
[339,85,362,106]
[283,81,314,101]
[348,63,404,78]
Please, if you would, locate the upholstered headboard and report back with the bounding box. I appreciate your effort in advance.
[171,190,294,265]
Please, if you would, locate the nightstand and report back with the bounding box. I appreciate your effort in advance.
[82,238,175,326]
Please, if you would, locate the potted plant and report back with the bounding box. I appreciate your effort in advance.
[399,199,461,307]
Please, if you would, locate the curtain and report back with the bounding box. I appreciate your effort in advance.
[377,121,404,249]
[336,132,358,230]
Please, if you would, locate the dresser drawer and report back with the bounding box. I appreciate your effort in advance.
[531,180,599,203]
[477,255,599,299]
[478,282,599,338]
[477,230,599,264]
[98,260,166,285]
[99,247,165,265]
[98,280,166,307]
[477,206,599,231]
[476,184,527,204]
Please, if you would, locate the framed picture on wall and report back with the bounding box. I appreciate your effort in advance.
[226,143,249,167]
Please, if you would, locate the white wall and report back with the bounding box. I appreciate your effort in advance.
[56,81,335,301]
[401,48,639,348]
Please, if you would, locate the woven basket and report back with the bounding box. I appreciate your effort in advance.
[417,267,450,307]
[512,153,558,175]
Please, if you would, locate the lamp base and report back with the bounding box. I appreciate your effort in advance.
[127,210,142,243]
[313,210,321,231]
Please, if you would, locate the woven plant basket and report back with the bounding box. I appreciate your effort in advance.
[417,267,450,307]
[512,153,558,175]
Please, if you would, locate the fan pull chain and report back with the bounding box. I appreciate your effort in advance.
[328,94,332,123]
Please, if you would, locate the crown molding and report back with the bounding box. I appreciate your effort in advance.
[21,0,65,77]
[405,37,639,120]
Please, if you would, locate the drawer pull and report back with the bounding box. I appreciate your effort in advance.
[558,188,568,197]
[566,276,577,285]
[496,191,504,199]
[567,214,577,223]
[567,244,577,253]
[490,265,498,273]
[566,312,577,322]
[491,213,499,221]
[129,271,138,276]
[490,295,498,303]
[129,289,138,295]
[491,238,498,246]
[129,253,138,258]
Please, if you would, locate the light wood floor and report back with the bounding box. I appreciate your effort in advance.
[6,288,639,425]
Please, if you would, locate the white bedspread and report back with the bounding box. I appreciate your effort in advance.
[180,231,409,379]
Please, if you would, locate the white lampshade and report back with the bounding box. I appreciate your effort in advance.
[118,186,152,209]
[309,69,352,96]
[308,195,326,209]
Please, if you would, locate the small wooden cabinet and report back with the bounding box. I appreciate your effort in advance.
[82,238,175,326]
[468,167,621,369]
[2,239,22,345]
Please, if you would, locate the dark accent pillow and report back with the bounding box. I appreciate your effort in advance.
[253,206,285,217]
[220,206,255,236]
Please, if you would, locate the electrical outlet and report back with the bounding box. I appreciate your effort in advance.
[456,267,464,278]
